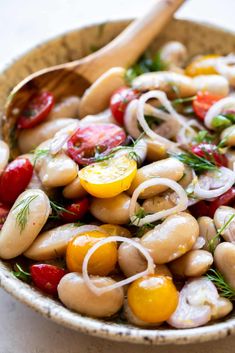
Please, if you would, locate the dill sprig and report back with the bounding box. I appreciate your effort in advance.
[208,214,235,253]
[49,200,76,220]
[13,195,38,232]
[93,133,145,163]
[32,148,49,165]
[206,269,235,300]
[12,263,31,283]
[130,207,147,226]
[173,152,218,173]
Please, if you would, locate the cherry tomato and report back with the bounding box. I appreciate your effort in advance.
[17,92,54,129]
[67,124,126,166]
[66,230,117,275]
[0,158,33,204]
[79,155,137,198]
[110,86,139,124]
[60,198,89,223]
[189,187,235,218]
[30,264,66,296]
[127,275,178,323]
[0,203,10,229]
[191,143,228,167]
[193,91,223,120]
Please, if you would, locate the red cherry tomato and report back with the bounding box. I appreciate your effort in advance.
[191,143,228,167]
[207,187,235,218]
[67,124,126,165]
[60,198,89,223]
[30,264,66,296]
[17,92,54,129]
[110,86,139,125]
[0,158,33,204]
[189,187,235,218]
[0,203,10,229]
[193,91,223,120]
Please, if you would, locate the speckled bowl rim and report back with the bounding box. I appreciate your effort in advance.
[1,18,235,345]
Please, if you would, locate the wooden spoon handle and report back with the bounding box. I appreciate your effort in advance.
[73,0,185,82]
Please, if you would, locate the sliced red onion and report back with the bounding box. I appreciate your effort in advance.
[177,119,204,145]
[205,97,235,130]
[129,178,188,227]
[194,167,235,199]
[123,99,142,139]
[82,236,155,296]
[136,91,181,150]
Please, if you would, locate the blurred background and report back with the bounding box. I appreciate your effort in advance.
[0,1,234,352]
[1,0,235,70]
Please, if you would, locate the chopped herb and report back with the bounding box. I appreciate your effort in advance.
[206,269,235,300]
[136,222,155,237]
[144,115,162,128]
[125,51,167,84]
[131,207,147,226]
[32,148,50,165]
[92,133,145,163]
[171,96,196,106]
[212,115,232,129]
[194,130,215,144]
[173,152,218,173]
[208,213,235,253]
[49,200,76,220]
[12,263,31,283]
[13,195,38,232]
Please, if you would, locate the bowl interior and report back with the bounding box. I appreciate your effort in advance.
[1,18,235,345]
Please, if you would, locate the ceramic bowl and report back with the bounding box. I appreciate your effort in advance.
[1,18,235,345]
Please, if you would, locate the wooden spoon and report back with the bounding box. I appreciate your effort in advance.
[3,0,185,154]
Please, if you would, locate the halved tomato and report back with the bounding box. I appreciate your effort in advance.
[17,92,54,129]
[67,124,126,165]
[78,155,137,198]
[193,91,223,120]
[110,86,139,125]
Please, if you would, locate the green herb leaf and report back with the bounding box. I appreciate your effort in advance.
[136,222,155,237]
[12,263,31,283]
[173,152,218,173]
[130,207,147,226]
[32,148,49,165]
[49,200,76,220]
[92,133,145,163]
[212,115,232,129]
[193,130,215,144]
[206,269,235,300]
[13,195,38,232]
[208,213,235,253]
[125,51,167,84]
[171,96,196,106]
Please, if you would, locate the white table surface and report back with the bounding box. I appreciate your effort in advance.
[0,0,235,352]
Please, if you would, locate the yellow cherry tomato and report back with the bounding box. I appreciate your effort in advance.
[185,54,220,77]
[100,224,132,238]
[66,230,117,275]
[127,275,179,323]
[78,155,137,198]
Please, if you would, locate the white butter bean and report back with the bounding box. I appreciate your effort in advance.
[0,189,50,259]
